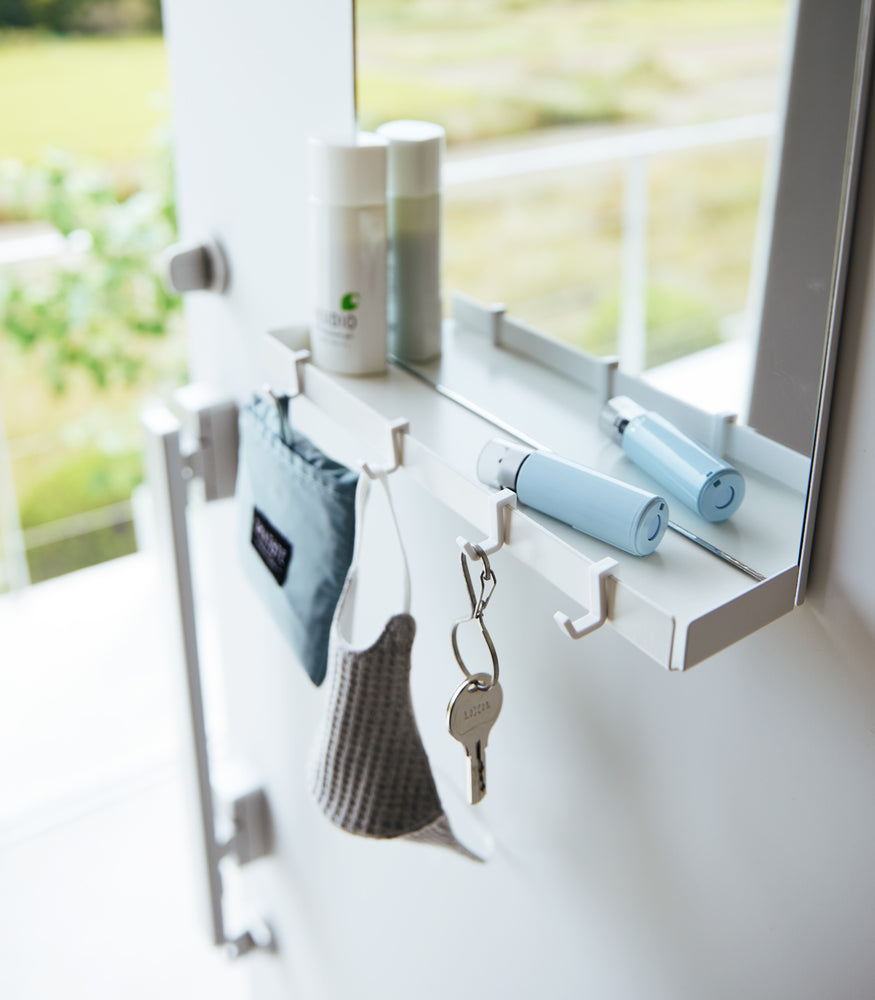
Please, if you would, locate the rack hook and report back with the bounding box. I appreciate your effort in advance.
[360,418,409,479]
[288,349,311,399]
[554,557,618,639]
[457,489,517,560]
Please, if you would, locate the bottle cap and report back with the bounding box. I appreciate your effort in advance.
[376,120,445,197]
[633,496,668,555]
[699,470,745,522]
[308,133,388,207]
[477,438,532,490]
[599,396,647,446]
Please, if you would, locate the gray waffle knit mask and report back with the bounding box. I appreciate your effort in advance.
[310,473,480,861]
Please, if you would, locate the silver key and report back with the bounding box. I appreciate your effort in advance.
[447,671,503,805]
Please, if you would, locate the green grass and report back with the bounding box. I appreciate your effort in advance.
[0,3,787,162]
[0,32,168,164]
[357,0,787,141]
[359,72,623,144]
[16,444,143,528]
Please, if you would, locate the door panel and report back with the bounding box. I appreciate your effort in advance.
[162,5,706,999]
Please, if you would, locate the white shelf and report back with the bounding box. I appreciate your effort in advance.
[409,294,809,581]
[264,323,806,672]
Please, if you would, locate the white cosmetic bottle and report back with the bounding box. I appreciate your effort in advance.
[376,120,445,362]
[308,133,388,375]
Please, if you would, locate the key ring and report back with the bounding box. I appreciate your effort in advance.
[451,545,499,689]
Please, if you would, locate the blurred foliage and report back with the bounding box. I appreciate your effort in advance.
[358,69,625,144]
[0,138,180,583]
[17,442,143,525]
[0,0,89,30]
[0,0,160,32]
[0,142,180,392]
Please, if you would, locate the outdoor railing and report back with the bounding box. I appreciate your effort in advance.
[443,112,777,374]
[0,414,141,593]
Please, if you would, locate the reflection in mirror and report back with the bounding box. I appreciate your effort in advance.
[356,0,870,580]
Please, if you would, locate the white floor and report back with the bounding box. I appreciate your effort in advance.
[0,554,248,1000]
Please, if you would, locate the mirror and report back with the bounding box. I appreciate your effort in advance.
[355,0,871,580]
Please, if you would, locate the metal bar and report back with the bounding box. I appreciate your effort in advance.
[443,113,775,187]
[141,398,272,958]
[141,404,226,947]
[618,155,649,375]
[0,396,30,593]
[21,500,133,551]
[0,226,67,265]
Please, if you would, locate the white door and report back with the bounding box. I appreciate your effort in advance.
[166,5,860,1000]
[161,5,636,998]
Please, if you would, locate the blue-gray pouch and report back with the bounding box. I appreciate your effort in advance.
[236,392,358,686]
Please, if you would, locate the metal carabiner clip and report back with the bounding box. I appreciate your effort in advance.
[451,545,500,688]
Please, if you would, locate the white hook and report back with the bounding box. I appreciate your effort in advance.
[288,349,311,399]
[554,557,618,639]
[457,489,517,559]
[360,418,409,479]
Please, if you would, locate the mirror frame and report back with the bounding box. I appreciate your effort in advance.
[797,0,874,601]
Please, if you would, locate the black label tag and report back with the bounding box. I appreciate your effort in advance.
[251,507,292,585]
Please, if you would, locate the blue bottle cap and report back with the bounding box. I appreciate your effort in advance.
[633,496,668,555]
[698,469,745,522]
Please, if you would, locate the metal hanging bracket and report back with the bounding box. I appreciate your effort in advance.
[142,389,274,958]
[360,418,410,479]
[288,348,312,399]
[554,557,619,639]
[457,489,517,560]
[262,336,411,481]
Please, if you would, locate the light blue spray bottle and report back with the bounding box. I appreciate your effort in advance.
[477,439,668,557]
[599,396,745,523]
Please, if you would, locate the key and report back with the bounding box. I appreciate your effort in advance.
[447,671,503,805]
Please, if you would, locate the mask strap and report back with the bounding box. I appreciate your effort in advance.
[373,470,411,615]
[336,469,411,637]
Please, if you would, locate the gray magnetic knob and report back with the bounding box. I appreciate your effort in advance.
[163,239,229,294]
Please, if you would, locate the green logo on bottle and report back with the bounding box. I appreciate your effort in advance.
[340,292,360,311]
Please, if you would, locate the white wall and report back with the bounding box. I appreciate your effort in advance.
[375,84,875,999]
[554,90,875,994]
